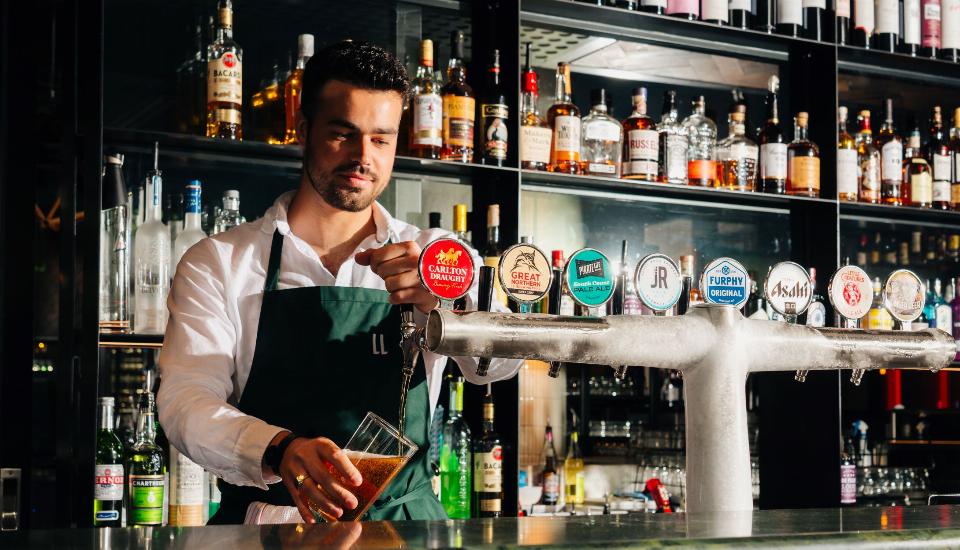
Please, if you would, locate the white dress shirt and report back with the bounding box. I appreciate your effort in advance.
[157,191,520,490]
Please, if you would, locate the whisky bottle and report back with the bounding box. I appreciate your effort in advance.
[838,106,859,202]
[878,99,904,205]
[856,110,881,203]
[442,30,475,163]
[520,43,551,171]
[717,104,758,192]
[538,424,559,506]
[903,0,923,55]
[951,108,960,207]
[852,0,875,47]
[440,377,472,519]
[658,91,688,184]
[480,50,509,166]
[875,0,901,51]
[206,0,243,140]
[581,88,623,177]
[126,391,165,526]
[410,39,442,159]
[284,34,314,144]
[927,106,952,210]
[484,205,508,307]
[682,96,717,187]
[472,390,503,518]
[547,63,581,174]
[921,0,942,58]
[759,77,787,194]
[94,397,125,527]
[787,112,820,197]
[777,0,803,36]
[906,130,934,208]
[622,87,659,181]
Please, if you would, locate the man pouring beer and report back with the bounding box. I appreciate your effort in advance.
[157,41,521,524]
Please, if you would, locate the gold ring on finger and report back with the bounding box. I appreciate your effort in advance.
[294,473,308,488]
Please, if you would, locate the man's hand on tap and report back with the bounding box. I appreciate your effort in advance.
[356,241,439,314]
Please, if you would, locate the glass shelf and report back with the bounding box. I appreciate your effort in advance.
[98,333,164,349]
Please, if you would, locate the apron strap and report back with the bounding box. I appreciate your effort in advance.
[365,480,436,517]
[264,229,285,293]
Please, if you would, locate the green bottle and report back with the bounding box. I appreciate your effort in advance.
[94,397,125,526]
[440,377,472,518]
[126,391,165,526]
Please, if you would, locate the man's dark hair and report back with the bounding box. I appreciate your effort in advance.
[300,40,410,129]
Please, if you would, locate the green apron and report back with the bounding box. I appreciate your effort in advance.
[210,230,446,524]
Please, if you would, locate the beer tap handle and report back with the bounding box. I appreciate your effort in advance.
[547,267,564,378]
[399,304,419,377]
[475,266,495,377]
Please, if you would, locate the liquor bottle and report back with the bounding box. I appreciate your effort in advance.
[622,87,659,182]
[856,110,881,204]
[666,0,699,18]
[263,61,285,144]
[248,78,268,143]
[172,181,206,271]
[838,107,859,202]
[759,77,787,194]
[804,267,827,326]
[852,0,875,47]
[703,0,730,24]
[922,0,942,58]
[777,0,803,36]
[878,100,904,205]
[168,194,184,254]
[134,146,171,335]
[284,34,313,145]
[786,112,820,197]
[943,0,960,61]
[906,129,934,207]
[730,0,753,27]
[922,278,937,326]
[875,0,901,50]
[547,63,581,174]
[94,397,125,527]
[538,423,560,506]
[682,96,718,187]
[581,88,624,177]
[745,272,770,319]
[453,204,469,243]
[472,390,503,518]
[176,19,206,135]
[933,278,953,331]
[168,445,205,526]
[657,90,688,184]
[680,254,704,304]
[951,279,960,360]
[840,438,857,506]
[866,277,894,329]
[718,104,759,191]
[116,391,137,450]
[100,154,129,333]
[952,108,960,206]
[928,107,953,209]
[206,0,242,140]
[910,230,925,265]
[520,43,551,171]
[756,0,777,31]
[409,39,442,159]
[480,50,509,167]
[484,204,508,307]
[903,0,923,54]
[836,0,851,44]
[549,250,576,316]
[564,429,585,506]
[440,377,472,519]
[442,30,475,163]
[126,391,165,526]
[213,190,245,234]
[803,0,828,39]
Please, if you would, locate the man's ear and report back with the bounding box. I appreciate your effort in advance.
[296,110,309,145]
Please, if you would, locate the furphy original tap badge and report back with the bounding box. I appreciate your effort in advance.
[418,238,475,301]
[565,248,615,307]
[633,253,682,312]
[763,261,813,317]
[498,244,553,303]
[882,269,925,323]
[828,265,873,320]
[700,257,749,308]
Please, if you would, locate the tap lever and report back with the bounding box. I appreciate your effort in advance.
[613,365,628,380]
[399,304,419,377]
[475,266,495,377]
[850,369,865,385]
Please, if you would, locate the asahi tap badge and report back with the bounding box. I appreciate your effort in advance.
[700,257,750,309]
[763,261,813,318]
[498,243,553,306]
[828,265,874,385]
[634,253,683,312]
[883,269,925,324]
[565,248,615,308]
[418,237,475,302]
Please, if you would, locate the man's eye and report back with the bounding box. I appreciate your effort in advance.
[373,137,391,147]
[333,132,349,141]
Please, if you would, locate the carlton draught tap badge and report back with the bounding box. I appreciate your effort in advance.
[498,243,553,303]
[700,257,749,308]
[565,248,615,307]
[418,238,475,301]
[763,261,813,317]
[634,253,682,312]
[829,265,873,321]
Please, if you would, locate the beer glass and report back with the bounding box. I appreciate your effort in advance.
[308,412,418,522]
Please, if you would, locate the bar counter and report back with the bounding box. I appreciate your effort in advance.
[5,506,960,549]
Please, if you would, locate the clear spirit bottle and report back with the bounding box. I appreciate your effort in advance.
[100,154,129,332]
[682,96,718,187]
[581,88,623,177]
[173,181,208,270]
[657,90,687,184]
[134,146,171,335]
[717,105,758,191]
[213,190,245,234]
[206,0,243,140]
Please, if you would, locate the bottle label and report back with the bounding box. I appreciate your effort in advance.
[521,126,552,165]
[172,453,205,506]
[861,155,881,199]
[936,304,953,330]
[840,464,857,504]
[876,0,900,33]
[625,129,659,177]
[587,162,618,175]
[731,0,752,9]
[473,445,503,492]
[665,134,689,182]
[129,474,165,525]
[837,149,859,195]
[208,52,242,106]
[481,104,509,160]
[923,0,942,47]
[584,120,620,142]
[944,0,960,48]
[855,0,876,32]
[761,143,788,180]
[542,472,559,501]
[413,94,443,147]
[703,0,729,20]
[666,0,699,15]
[688,159,716,184]
[952,182,960,205]
[880,141,903,181]
[778,0,803,24]
[912,172,933,203]
[905,0,923,43]
[553,115,581,162]
[867,306,894,329]
[442,95,476,148]
[643,0,668,6]
[185,184,201,215]
[789,156,820,192]
[836,0,851,18]
[934,154,952,182]
[94,464,124,501]
[803,0,826,10]
[934,179,951,202]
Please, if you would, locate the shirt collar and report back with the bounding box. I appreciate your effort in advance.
[260,190,400,245]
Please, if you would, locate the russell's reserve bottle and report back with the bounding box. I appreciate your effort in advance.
[621,87,659,182]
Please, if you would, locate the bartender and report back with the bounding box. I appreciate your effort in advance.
[157,41,520,525]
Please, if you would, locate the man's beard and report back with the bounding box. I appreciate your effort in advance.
[305,153,382,213]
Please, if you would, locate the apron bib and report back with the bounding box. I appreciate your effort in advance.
[210,230,446,524]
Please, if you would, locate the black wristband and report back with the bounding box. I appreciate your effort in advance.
[266,432,300,477]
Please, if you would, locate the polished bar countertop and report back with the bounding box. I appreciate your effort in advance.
[5,505,960,549]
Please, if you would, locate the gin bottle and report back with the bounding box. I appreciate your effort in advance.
[581,88,623,177]
[657,90,688,184]
[682,96,718,187]
[133,144,171,335]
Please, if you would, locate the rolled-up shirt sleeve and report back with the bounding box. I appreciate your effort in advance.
[158,239,284,490]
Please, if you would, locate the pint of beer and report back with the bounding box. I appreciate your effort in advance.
[306,412,417,522]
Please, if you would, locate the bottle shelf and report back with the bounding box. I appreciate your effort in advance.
[838,46,960,87]
[98,332,164,350]
[839,201,960,227]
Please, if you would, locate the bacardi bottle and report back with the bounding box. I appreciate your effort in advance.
[206,0,243,140]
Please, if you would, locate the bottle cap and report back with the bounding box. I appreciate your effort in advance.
[859,109,871,119]
[590,88,607,106]
[796,112,809,127]
[453,204,467,233]
[419,39,433,68]
[838,105,848,123]
[552,250,565,268]
[99,396,115,406]
[631,87,647,102]
[298,34,315,58]
[224,189,239,199]
[428,212,442,228]
[487,204,500,227]
[450,30,465,59]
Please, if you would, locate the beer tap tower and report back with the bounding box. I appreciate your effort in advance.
[411,250,956,515]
